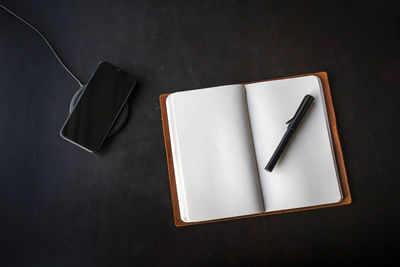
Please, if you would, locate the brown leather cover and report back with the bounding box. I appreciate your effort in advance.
[160,72,351,227]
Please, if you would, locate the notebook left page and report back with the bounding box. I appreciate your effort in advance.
[166,85,264,223]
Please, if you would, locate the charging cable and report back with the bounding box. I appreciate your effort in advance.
[0,3,83,87]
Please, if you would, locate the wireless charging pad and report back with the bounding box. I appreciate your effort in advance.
[69,85,129,138]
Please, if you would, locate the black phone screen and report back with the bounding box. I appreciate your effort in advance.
[60,62,135,152]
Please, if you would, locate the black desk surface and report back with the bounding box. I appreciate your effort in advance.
[1,0,399,265]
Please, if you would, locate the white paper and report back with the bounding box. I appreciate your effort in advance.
[166,84,264,222]
[245,76,342,212]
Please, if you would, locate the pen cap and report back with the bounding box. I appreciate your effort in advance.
[287,94,314,130]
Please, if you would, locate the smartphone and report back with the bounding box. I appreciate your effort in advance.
[60,61,136,152]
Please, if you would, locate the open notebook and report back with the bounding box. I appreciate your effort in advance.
[160,72,351,226]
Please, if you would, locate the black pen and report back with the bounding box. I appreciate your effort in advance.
[265,94,314,172]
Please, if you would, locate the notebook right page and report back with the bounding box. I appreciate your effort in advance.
[245,76,342,212]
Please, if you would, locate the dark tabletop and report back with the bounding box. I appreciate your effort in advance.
[1,0,399,266]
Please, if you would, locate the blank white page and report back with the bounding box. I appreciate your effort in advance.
[166,85,264,222]
[245,76,342,212]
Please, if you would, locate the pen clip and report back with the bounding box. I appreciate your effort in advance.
[285,94,314,126]
[285,117,294,124]
[286,107,301,125]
